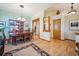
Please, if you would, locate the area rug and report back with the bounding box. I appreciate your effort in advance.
[3,43,50,56]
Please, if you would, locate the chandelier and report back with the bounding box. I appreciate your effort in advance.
[17,4,25,21]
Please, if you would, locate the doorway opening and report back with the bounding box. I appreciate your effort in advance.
[32,18,40,40]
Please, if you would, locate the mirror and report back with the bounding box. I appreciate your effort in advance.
[43,16,50,32]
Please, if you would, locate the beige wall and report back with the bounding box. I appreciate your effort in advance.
[31,4,79,41]
[44,10,57,39]
[64,12,79,40]
[44,7,79,40]
[31,10,50,41]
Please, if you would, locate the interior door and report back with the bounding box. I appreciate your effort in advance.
[53,19,61,40]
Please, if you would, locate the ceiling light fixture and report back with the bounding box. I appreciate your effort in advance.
[17,4,25,21]
[56,10,60,15]
[68,3,77,14]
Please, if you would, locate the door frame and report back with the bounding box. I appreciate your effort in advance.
[32,18,40,38]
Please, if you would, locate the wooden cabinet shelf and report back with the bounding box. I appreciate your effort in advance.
[9,19,24,44]
[9,19,24,31]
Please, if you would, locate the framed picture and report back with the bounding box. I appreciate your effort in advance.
[70,20,79,30]
[0,21,5,28]
[43,16,50,32]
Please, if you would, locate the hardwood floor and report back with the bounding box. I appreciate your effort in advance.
[4,35,79,56]
[32,35,79,56]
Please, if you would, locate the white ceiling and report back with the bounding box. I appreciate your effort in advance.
[0,3,53,17]
[46,3,79,15]
[0,3,79,17]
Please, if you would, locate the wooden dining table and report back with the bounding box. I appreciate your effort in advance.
[11,31,33,45]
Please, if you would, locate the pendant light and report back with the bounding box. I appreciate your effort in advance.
[17,4,25,21]
[56,10,60,15]
[68,3,77,14]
